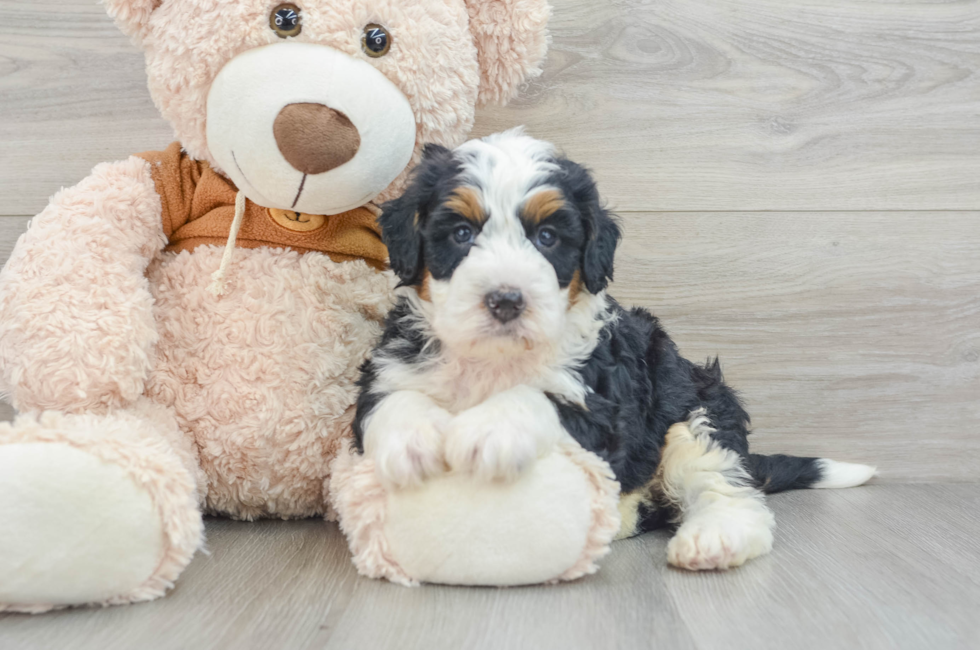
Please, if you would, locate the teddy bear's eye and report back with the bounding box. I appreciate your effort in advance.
[362,24,391,58]
[270,3,302,39]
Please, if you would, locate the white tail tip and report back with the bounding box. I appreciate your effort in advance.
[812,459,877,489]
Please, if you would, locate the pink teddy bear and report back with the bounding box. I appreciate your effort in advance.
[0,0,552,611]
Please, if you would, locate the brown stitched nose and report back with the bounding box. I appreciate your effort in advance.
[273,103,361,175]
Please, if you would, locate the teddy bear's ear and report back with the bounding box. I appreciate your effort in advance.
[103,0,161,40]
[466,0,552,107]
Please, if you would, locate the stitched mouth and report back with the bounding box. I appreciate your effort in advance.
[291,174,307,209]
[231,150,258,198]
[232,153,374,213]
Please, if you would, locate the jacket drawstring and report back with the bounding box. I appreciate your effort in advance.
[208,190,246,297]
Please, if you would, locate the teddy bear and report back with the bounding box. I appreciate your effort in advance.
[0,0,555,612]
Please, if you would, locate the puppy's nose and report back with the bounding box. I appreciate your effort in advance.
[485,290,526,324]
[273,103,361,175]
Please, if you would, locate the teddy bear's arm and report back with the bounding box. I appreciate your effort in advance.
[0,156,167,414]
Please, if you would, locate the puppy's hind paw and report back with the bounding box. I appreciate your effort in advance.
[667,503,774,571]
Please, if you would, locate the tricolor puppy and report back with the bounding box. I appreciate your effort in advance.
[353,129,876,570]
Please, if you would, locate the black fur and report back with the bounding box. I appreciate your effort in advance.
[351,299,436,453]
[354,292,825,531]
[356,139,827,535]
[519,202,587,289]
[553,159,621,293]
[546,299,826,534]
[746,453,822,493]
[378,143,464,286]
[380,146,622,294]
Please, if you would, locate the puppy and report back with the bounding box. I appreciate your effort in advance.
[353,129,876,570]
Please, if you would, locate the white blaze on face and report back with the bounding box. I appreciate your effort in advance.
[206,42,417,215]
[428,130,570,359]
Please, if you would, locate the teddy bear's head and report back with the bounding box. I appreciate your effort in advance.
[105,0,549,215]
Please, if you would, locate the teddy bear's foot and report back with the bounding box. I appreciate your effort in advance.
[0,410,204,613]
[330,441,622,586]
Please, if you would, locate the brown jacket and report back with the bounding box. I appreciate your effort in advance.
[138,142,388,270]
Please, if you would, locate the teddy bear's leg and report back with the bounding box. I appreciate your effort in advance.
[0,399,204,613]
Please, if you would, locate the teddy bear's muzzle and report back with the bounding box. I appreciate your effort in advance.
[273,102,361,175]
[206,42,417,215]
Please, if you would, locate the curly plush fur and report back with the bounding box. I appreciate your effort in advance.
[105,0,551,203]
[0,0,551,611]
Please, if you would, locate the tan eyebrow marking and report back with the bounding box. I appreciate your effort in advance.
[443,186,487,225]
[567,269,584,306]
[416,269,432,302]
[521,188,566,224]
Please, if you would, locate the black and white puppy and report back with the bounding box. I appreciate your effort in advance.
[353,129,875,570]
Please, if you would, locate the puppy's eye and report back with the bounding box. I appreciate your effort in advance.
[453,225,474,245]
[270,3,302,38]
[535,226,559,249]
[362,24,391,57]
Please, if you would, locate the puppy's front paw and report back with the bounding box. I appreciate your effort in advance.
[444,385,563,482]
[444,412,537,483]
[667,503,774,571]
[372,411,449,489]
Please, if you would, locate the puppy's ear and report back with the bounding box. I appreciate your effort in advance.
[379,144,456,285]
[582,208,621,294]
[558,159,621,294]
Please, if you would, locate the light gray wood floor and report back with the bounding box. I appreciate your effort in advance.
[1,0,978,647]
[2,485,978,650]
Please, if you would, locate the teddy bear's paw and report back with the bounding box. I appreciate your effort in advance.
[666,499,775,571]
[0,440,165,610]
[372,412,449,490]
[444,411,538,483]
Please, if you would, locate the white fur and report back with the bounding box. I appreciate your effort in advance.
[372,130,613,412]
[207,42,417,215]
[812,459,877,488]
[383,451,596,585]
[423,131,569,367]
[362,391,452,488]
[660,410,775,571]
[428,237,564,360]
[456,127,558,216]
[443,384,567,481]
[0,443,164,606]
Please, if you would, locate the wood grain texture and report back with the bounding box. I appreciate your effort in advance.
[611,212,980,482]
[1,485,977,650]
[0,218,27,423]
[2,0,980,215]
[0,1,172,217]
[475,0,980,211]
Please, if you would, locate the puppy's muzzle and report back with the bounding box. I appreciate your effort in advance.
[485,289,525,324]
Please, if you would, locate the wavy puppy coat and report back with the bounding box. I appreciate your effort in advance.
[353,130,876,570]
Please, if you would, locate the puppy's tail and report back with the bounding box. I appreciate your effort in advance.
[746,454,876,494]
